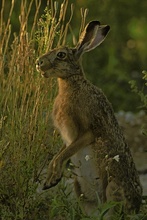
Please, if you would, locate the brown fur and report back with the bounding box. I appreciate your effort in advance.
[36,21,142,218]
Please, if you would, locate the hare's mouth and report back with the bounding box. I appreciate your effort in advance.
[36,64,51,78]
[40,69,52,78]
[41,71,49,78]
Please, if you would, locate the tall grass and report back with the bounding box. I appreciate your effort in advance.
[0,0,81,219]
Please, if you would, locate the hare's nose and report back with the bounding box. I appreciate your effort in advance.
[36,58,44,67]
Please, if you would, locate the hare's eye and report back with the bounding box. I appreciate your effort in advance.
[57,52,66,59]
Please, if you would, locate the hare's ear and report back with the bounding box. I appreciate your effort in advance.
[75,21,110,58]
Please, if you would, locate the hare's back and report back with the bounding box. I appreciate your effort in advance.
[77,82,119,130]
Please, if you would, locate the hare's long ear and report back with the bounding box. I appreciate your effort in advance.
[75,21,110,58]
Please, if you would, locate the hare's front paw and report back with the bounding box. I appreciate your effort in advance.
[43,159,63,190]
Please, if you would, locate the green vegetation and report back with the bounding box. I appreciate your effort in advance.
[0,0,146,219]
[130,70,147,111]
[0,0,74,219]
[130,70,147,135]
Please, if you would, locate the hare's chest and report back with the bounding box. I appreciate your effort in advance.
[52,98,78,145]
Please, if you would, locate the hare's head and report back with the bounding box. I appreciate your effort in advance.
[36,21,110,78]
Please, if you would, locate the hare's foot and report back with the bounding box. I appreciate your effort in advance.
[43,159,63,190]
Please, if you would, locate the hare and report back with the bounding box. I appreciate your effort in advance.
[36,21,142,218]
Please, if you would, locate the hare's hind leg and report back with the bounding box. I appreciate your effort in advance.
[74,179,124,219]
[74,177,101,216]
[105,180,125,219]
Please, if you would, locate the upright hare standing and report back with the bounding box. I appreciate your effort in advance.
[36,21,142,218]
